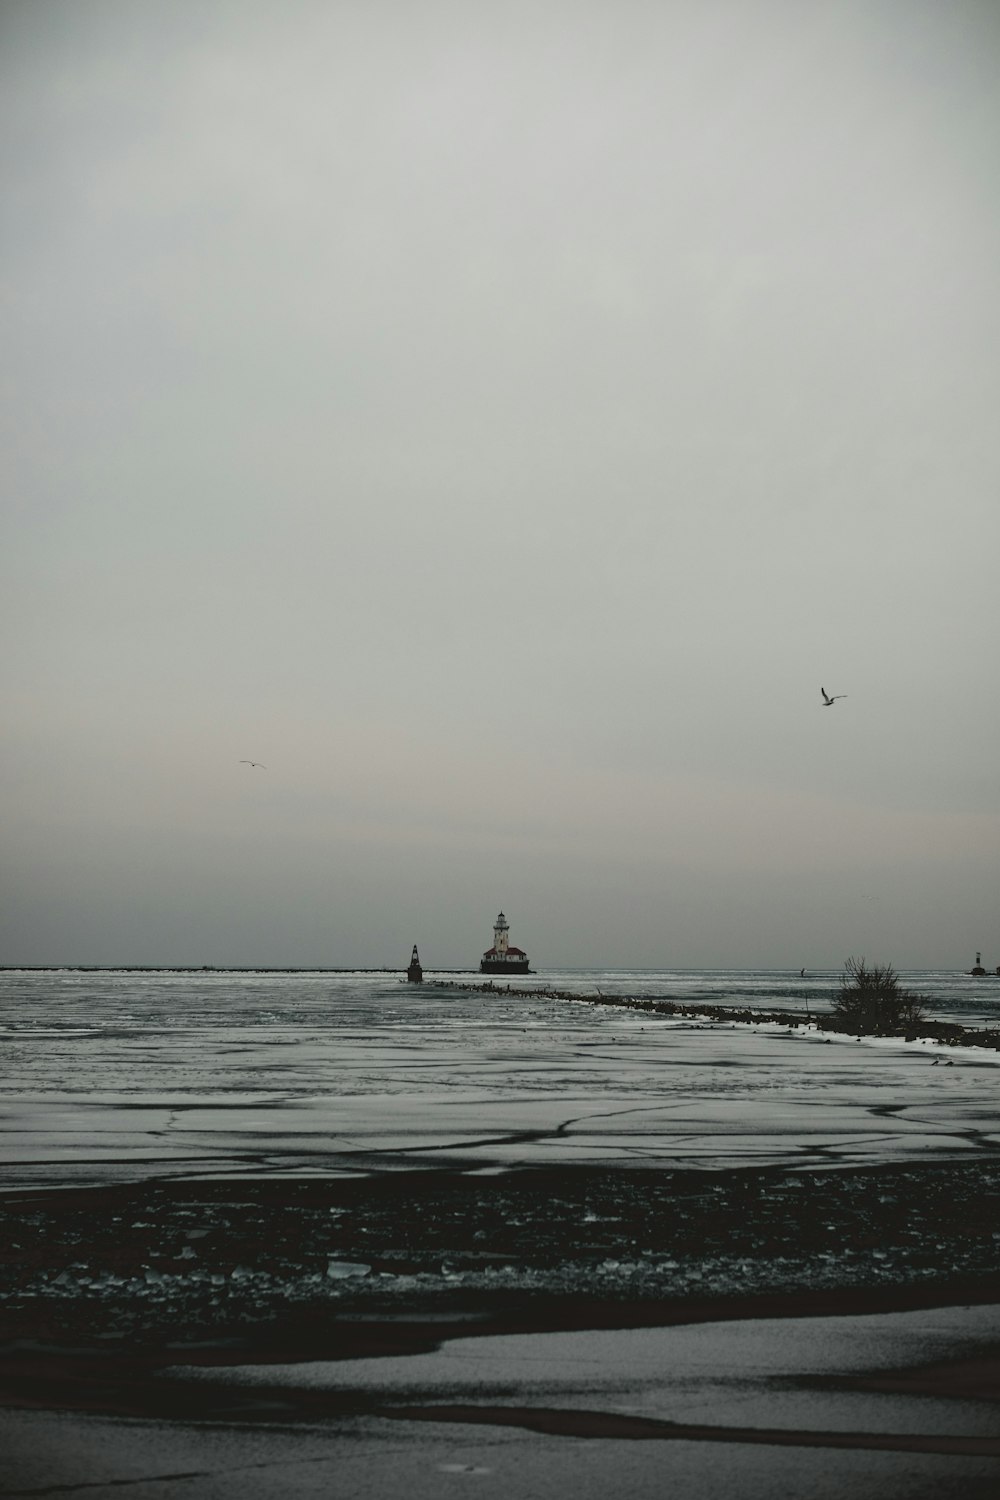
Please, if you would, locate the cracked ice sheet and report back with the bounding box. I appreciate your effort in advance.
[2,1025,999,1187]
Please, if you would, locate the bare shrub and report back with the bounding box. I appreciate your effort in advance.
[831,957,926,1035]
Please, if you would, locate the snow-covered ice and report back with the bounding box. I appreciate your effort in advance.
[1,971,998,1186]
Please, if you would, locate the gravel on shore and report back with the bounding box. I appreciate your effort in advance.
[2,1159,999,1356]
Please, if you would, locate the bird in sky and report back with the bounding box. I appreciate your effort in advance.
[821,687,846,707]
[239,760,267,769]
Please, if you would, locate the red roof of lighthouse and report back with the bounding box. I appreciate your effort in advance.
[482,946,527,957]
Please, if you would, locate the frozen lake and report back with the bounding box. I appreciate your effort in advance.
[2,970,999,1499]
[1,969,998,1188]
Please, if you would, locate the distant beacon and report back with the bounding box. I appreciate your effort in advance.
[407,944,423,984]
[480,911,531,975]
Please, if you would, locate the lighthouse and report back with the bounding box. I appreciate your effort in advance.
[406,944,423,983]
[493,911,509,957]
[479,911,531,974]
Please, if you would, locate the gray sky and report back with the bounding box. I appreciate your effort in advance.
[2,0,998,970]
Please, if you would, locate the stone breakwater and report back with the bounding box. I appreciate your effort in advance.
[435,979,1000,1049]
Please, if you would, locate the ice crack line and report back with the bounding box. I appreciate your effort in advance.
[386,1101,693,1155]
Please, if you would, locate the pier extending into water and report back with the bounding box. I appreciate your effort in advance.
[433,978,1000,1050]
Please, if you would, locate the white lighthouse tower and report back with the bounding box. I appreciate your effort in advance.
[493,911,510,957]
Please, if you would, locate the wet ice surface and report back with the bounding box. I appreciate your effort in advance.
[168,1302,1000,1442]
[2,1410,997,1500]
[1,970,999,1187]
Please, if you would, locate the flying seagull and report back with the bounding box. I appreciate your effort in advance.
[239,760,267,768]
[821,687,846,707]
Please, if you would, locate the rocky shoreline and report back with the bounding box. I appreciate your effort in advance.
[2,1159,999,1414]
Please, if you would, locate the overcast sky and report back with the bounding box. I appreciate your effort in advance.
[2,0,998,970]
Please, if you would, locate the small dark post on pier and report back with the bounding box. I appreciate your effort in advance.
[407,944,423,984]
